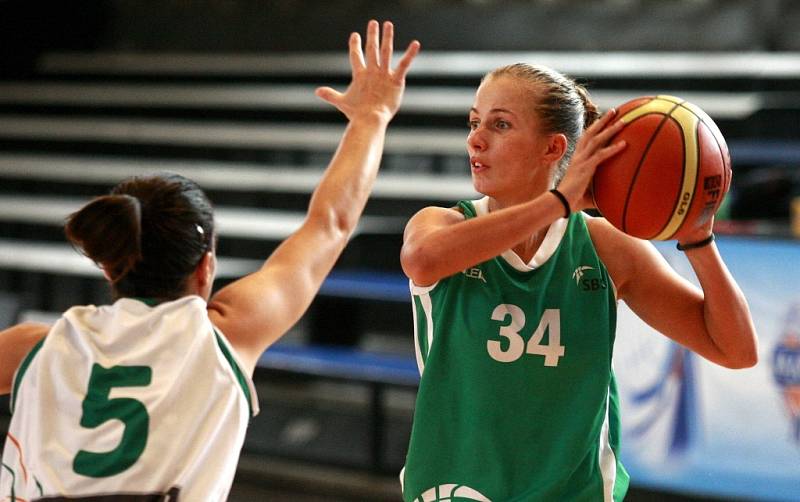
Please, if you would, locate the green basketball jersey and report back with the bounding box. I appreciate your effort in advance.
[402,198,629,502]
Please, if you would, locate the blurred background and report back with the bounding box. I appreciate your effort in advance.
[0,0,799,500]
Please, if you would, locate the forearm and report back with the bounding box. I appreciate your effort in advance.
[210,118,388,367]
[403,191,566,284]
[307,115,388,237]
[684,243,758,367]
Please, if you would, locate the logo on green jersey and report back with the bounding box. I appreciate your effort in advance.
[572,265,593,285]
[463,267,486,283]
[572,265,607,291]
[414,484,492,501]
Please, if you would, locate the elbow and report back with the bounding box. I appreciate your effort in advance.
[309,206,355,244]
[400,242,440,286]
[721,339,759,370]
[726,350,759,370]
[330,207,358,239]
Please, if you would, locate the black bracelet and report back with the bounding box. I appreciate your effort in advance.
[549,189,571,219]
[676,233,715,251]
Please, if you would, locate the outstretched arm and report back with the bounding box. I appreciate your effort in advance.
[590,216,758,369]
[208,21,420,373]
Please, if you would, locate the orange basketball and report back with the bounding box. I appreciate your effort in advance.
[592,95,731,241]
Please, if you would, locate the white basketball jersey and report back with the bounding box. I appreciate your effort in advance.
[1,296,259,501]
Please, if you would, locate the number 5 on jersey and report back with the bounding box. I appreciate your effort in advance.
[73,363,152,477]
[487,305,564,366]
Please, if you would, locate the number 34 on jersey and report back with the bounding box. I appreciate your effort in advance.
[487,305,564,367]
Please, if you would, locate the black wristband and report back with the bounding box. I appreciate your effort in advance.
[676,233,715,251]
[549,189,571,219]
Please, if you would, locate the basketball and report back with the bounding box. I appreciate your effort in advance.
[592,95,732,241]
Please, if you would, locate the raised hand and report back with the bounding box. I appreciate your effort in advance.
[315,20,420,124]
[557,109,627,212]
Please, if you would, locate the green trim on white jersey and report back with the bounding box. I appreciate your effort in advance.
[214,329,254,416]
[10,337,45,414]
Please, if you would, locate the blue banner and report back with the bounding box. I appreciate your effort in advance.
[615,236,800,501]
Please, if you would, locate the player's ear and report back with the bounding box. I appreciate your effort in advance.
[544,133,568,163]
[195,251,215,289]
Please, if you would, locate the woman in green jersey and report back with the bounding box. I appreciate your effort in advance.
[400,64,757,501]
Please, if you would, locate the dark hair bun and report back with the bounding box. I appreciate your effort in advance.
[65,194,143,282]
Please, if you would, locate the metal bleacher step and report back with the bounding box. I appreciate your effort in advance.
[36,50,800,81]
[0,81,763,121]
[0,193,405,241]
[0,236,410,308]
[0,153,478,202]
[0,82,474,116]
[0,237,259,279]
[0,114,467,155]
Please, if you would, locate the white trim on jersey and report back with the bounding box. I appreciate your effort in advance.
[410,285,425,376]
[471,196,569,272]
[599,388,619,502]
[411,282,436,376]
[409,280,438,295]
